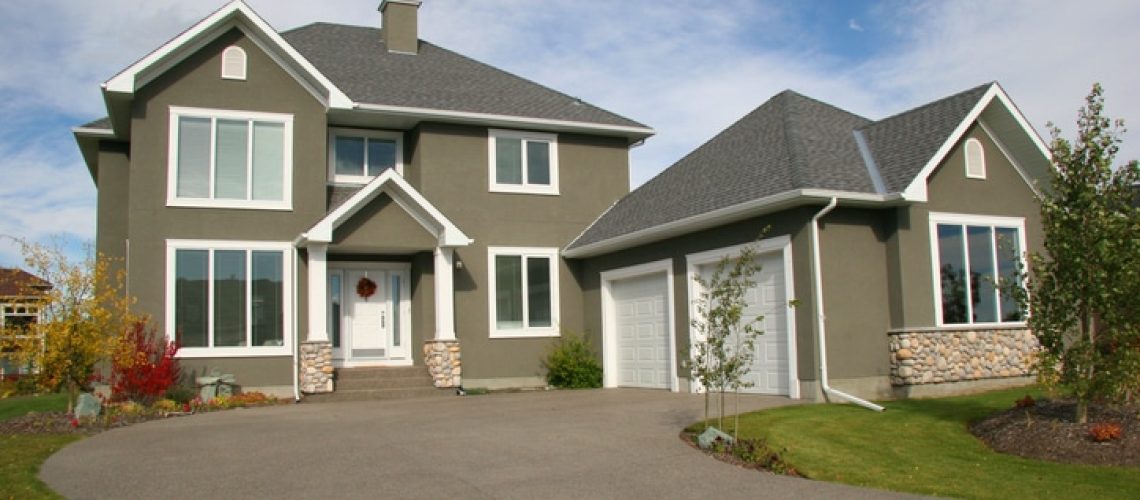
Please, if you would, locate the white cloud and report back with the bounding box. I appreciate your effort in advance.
[849,19,864,32]
[0,0,1137,267]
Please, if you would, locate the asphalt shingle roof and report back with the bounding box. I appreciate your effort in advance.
[80,117,111,130]
[0,268,51,297]
[567,83,995,252]
[281,23,647,129]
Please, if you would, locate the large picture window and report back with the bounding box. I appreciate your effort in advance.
[488,129,558,195]
[488,247,559,337]
[167,107,293,210]
[930,213,1027,326]
[328,128,402,184]
[167,241,291,357]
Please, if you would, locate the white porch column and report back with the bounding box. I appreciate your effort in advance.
[433,246,456,340]
[306,243,329,342]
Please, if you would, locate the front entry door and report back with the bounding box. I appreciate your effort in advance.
[331,265,411,364]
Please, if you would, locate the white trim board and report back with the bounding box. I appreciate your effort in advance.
[599,258,678,392]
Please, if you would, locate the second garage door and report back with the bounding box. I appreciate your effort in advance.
[612,272,671,389]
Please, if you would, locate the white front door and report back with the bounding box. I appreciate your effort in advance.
[330,265,411,365]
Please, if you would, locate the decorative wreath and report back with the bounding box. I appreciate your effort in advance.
[356,276,377,300]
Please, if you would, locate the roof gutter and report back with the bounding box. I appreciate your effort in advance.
[810,197,885,412]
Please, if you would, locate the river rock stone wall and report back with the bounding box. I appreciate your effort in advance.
[300,341,334,393]
[888,327,1038,386]
[424,340,461,388]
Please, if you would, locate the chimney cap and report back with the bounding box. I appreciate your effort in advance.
[379,0,422,12]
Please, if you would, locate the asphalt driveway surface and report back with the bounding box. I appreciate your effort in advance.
[42,389,919,499]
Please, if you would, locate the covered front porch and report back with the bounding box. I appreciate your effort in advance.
[294,170,471,393]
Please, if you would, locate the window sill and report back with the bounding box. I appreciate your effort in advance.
[489,184,559,196]
[489,328,561,339]
[889,322,1029,334]
[167,199,293,211]
[176,346,291,358]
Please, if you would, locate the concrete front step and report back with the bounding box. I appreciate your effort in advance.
[303,386,454,403]
[302,366,447,403]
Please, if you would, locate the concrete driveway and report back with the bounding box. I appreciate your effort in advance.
[42,389,917,499]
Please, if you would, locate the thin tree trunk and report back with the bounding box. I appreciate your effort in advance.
[733,388,740,441]
[703,389,710,430]
[719,388,725,430]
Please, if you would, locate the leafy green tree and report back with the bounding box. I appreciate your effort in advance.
[1023,83,1140,423]
[684,244,763,437]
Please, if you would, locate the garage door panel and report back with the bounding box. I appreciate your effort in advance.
[611,272,671,389]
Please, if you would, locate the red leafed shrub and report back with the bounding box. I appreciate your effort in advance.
[1088,422,1123,442]
[109,321,181,405]
[1014,395,1036,408]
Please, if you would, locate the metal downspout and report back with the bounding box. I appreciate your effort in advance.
[811,197,885,412]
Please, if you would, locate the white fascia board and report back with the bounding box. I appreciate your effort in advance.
[302,170,472,248]
[71,127,116,138]
[900,83,1050,202]
[103,0,351,109]
[354,103,655,141]
[562,189,902,258]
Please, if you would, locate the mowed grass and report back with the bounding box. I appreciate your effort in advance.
[721,387,1139,499]
[0,393,76,500]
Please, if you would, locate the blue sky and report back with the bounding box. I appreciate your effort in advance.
[1,0,1138,267]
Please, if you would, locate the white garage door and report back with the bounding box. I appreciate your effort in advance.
[697,251,789,395]
[612,272,670,389]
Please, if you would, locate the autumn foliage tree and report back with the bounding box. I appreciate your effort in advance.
[109,321,181,405]
[1,238,134,412]
[1023,83,1140,423]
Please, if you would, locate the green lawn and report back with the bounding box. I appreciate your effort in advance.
[0,393,75,500]
[718,387,1138,499]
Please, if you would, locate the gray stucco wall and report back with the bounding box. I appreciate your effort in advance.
[122,28,327,387]
[95,142,131,272]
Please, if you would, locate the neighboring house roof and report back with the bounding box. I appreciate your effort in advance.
[0,269,52,298]
[280,23,647,130]
[565,82,1051,258]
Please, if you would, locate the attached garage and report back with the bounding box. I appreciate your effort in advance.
[687,237,798,397]
[600,260,676,390]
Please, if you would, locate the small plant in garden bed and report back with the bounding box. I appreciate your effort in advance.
[1089,422,1124,442]
[681,429,799,477]
[542,331,602,389]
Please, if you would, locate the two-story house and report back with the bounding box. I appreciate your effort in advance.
[77,1,1052,404]
[75,0,653,398]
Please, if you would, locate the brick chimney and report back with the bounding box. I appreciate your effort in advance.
[379,0,421,55]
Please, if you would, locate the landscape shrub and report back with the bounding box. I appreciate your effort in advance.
[109,321,180,405]
[1088,422,1123,442]
[543,332,602,389]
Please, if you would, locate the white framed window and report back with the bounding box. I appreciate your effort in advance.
[488,129,559,195]
[929,213,1028,326]
[166,240,293,357]
[166,106,293,210]
[965,138,986,179]
[328,128,403,184]
[221,46,247,80]
[488,246,559,338]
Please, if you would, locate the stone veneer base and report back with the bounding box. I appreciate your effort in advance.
[299,340,334,394]
[888,326,1038,386]
[424,339,461,388]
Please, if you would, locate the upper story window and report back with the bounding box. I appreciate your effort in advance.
[965,138,986,179]
[167,107,293,210]
[328,128,403,184]
[221,46,247,80]
[488,129,559,195]
[929,212,1027,326]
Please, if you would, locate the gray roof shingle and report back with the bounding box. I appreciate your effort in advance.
[568,90,874,249]
[567,83,996,253]
[281,23,647,129]
[80,117,112,130]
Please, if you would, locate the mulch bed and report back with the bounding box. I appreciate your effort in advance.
[970,398,1139,467]
[0,411,185,435]
[679,430,802,477]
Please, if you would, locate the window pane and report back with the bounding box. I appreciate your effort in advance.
[495,255,523,328]
[495,137,523,184]
[996,227,1024,321]
[937,224,968,324]
[251,122,284,201]
[176,117,211,198]
[390,274,401,347]
[367,139,397,177]
[526,141,550,185]
[214,250,247,347]
[251,251,283,347]
[175,250,208,347]
[215,119,249,199]
[329,274,341,348]
[335,136,365,177]
[967,226,997,323]
[526,257,551,327]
